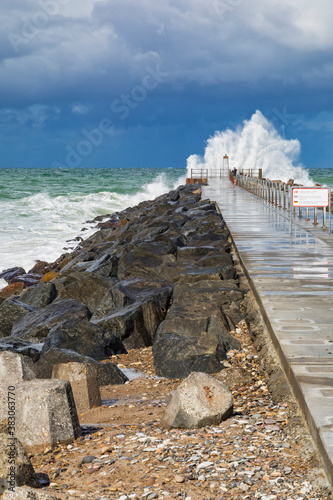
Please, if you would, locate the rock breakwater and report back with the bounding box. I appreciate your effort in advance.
[0,184,243,380]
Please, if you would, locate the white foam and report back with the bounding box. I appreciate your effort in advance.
[0,172,186,284]
[187,110,313,186]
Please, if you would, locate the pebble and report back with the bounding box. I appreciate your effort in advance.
[174,475,184,483]
[197,461,214,470]
[82,455,97,464]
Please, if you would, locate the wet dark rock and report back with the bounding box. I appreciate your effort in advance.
[153,280,241,378]
[54,272,116,313]
[167,190,180,201]
[0,266,26,283]
[28,260,53,275]
[93,302,155,349]
[20,282,57,309]
[153,334,227,379]
[0,298,36,338]
[10,273,43,287]
[11,299,91,341]
[117,246,175,280]
[0,338,43,362]
[86,254,119,277]
[41,318,127,360]
[176,246,224,260]
[92,278,172,321]
[172,281,244,327]
[35,347,128,385]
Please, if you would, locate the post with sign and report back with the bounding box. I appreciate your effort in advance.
[290,187,331,235]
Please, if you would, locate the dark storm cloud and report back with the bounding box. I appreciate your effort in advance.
[1,0,333,167]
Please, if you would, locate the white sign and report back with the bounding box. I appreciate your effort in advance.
[292,187,329,207]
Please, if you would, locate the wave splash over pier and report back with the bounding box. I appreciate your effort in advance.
[187,110,313,186]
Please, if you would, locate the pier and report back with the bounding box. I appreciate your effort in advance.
[203,179,333,486]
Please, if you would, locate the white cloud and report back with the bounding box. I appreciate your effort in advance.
[1,0,333,106]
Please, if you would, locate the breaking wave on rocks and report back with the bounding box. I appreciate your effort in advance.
[0,168,186,288]
[187,110,314,186]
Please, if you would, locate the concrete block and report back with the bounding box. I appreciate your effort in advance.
[52,362,101,413]
[2,487,61,499]
[0,433,39,496]
[161,372,233,429]
[15,379,81,453]
[0,352,36,422]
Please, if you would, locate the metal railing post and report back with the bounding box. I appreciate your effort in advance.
[314,207,318,226]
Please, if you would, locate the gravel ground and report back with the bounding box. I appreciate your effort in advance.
[29,320,333,500]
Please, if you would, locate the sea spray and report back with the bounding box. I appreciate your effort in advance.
[0,168,185,289]
[187,110,313,186]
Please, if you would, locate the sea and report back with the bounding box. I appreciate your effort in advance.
[0,168,186,289]
[1,111,333,290]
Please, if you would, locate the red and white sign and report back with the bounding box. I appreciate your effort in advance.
[292,187,329,207]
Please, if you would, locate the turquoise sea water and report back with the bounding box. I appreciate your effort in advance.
[0,168,186,287]
[0,166,332,290]
[305,168,333,187]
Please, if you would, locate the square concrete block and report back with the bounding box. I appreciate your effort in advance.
[52,362,101,414]
[0,352,36,422]
[2,487,61,499]
[15,379,81,453]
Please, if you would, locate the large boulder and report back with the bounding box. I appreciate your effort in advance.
[161,372,233,429]
[54,272,116,313]
[0,434,40,495]
[92,279,172,349]
[117,245,175,280]
[41,319,127,360]
[153,334,228,379]
[35,348,128,386]
[93,297,168,350]
[172,281,244,328]
[0,339,43,362]
[11,299,91,341]
[92,302,152,349]
[19,283,57,309]
[153,283,241,378]
[0,267,25,283]
[92,278,172,320]
[176,246,228,260]
[0,299,35,338]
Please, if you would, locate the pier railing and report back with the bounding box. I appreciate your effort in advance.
[236,175,331,232]
[190,169,229,179]
[239,168,262,178]
[190,169,208,179]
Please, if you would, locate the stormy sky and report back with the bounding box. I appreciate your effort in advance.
[1,0,333,168]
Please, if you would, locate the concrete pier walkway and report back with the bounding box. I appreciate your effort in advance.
[202,180,333,486]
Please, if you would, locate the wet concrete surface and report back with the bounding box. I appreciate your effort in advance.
[203,180,333,487]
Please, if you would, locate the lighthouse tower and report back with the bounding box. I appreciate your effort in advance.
[222,154,229,177]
